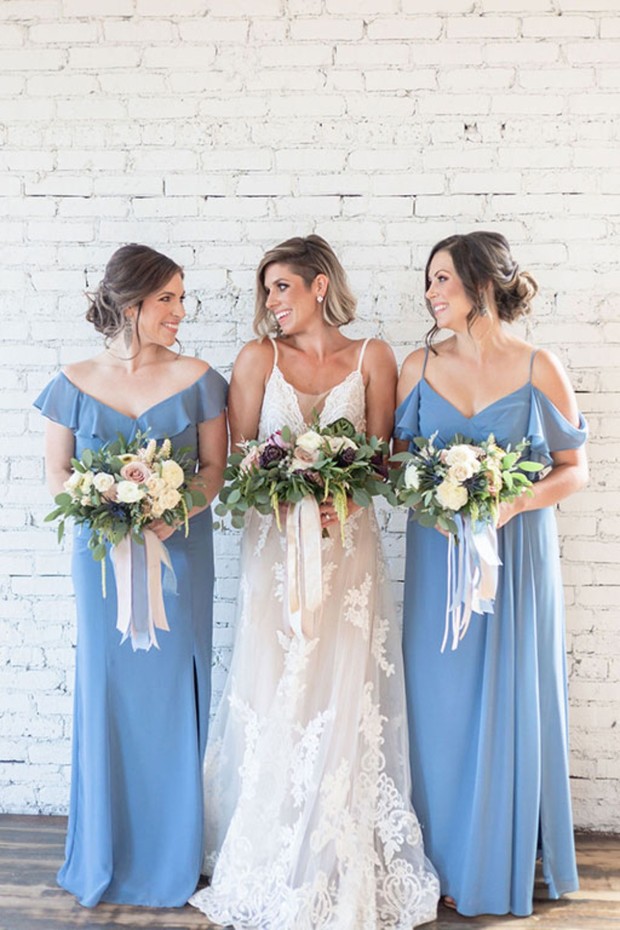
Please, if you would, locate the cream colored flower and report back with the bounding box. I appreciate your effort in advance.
[295,430,324,454]
[324,435,357,454]
[116,480,145,503]
[444,444,480,470]
[158,487,181,511]
[118,453,138,465]
[64,471,83,496]
[160,459,184,489]
[403,463,420,490]
[436,478,468,511]
[145,475,166,496]
[93,472,115,493]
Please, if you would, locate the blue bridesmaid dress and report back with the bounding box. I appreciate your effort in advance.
[34,368,227,908]
[394,351,587,917]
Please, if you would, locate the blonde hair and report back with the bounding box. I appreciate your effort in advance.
[254,234,357,337]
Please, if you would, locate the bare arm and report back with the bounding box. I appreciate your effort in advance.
[363,339,398,443]
[497,349,588,527]
[393,347,426,454]
[228,341,272,451]
[44,420,76,497]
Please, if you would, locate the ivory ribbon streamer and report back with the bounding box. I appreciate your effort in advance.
[286,498,323,639]
[441,515,502,653]
[111,529,175,651]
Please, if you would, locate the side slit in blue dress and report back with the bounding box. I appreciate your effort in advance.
[34,368,227,908]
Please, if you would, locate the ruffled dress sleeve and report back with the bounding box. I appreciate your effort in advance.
[33,372,81,432]
[393,382,421,444]
[527,386,588,468]
[195,367,228,422]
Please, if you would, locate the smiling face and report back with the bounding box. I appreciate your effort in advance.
[425,250,473,332]
[127,272,186,347]
[262,262,325,336]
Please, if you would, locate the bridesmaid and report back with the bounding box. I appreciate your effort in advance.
[394,231,588,917]
[34,244,228,907]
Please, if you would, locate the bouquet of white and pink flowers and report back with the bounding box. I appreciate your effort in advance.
[46,432,206,651]
[215,417,389,639]
[390,433,543,652]
[216,417,389,539]
[390,432,542,535]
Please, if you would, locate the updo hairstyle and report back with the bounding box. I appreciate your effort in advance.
[425,231,538,348]
[254,234,357,337]
[86,243,183,340]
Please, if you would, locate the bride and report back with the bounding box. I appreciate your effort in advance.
[190,235,439,929]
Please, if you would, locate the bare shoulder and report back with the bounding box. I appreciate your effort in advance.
[177,355,210,377]
[531,347,580,423]
[361,337,397,373]
[231,338,274,379]
[397,346,427,402]
[62,356,101,388]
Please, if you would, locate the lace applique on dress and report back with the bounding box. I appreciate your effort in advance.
[190,349,439,929]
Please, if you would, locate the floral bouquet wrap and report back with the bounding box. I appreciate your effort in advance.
[46,432,206,651]
[390,433,543,652]
[216,417,390,637]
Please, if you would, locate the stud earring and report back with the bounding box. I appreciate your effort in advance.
[317,295,324,304]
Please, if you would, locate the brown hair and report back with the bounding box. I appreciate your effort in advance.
[86,243,183,340]
[424,231,538,349]
[254,234,357,337]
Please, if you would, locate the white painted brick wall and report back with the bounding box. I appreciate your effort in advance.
[1,0,618,832]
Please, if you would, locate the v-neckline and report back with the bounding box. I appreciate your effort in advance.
[270,365,362,424]
[422,377,530,421]
[60,369,210,422]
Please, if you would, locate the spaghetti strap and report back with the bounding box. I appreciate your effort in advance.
[357,337,371,372]
[421,346,431,379]
[268,336,279,368]
[528,349,538,382]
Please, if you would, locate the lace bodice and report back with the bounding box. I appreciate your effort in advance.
[258,341,368,440]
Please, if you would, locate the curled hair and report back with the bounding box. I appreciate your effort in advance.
[254,234,357,337]
[86,243,183,340]
[424,231,538,349]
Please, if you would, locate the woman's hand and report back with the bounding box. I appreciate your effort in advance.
[495,498,524,529]
[147,519,179,542]
[318,497,363,529]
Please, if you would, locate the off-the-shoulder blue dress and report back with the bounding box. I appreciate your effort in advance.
[394,352,587,917]
[34,368,227,908]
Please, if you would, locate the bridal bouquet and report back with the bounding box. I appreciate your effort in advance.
[390,433,543,651]
[215,417,390,539]
[45,432,206,651]
[215,418,390,639]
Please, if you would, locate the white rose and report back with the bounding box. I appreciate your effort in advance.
[444,444,480,471]
[80,470,94,491]
[403,463,420,490]
[146,475,166,496]
[160,459,185,489]
[325,435,357,454]
[116,480,145,503]
[448,462,476,483]
[436,478,468,511]
[295,430,324,454]
[158,487,181,511]
[93,472,115,493]
[64,471,83,496]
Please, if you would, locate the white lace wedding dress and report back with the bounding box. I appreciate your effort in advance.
[190,339,439,930]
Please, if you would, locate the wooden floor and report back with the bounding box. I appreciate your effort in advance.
[0,816,619,930]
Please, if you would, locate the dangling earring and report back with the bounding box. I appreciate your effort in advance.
[123,315,134,350]
[479,303,488,316]
[317,295,324,304]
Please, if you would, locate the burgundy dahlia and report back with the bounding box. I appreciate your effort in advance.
[259,444,287,468]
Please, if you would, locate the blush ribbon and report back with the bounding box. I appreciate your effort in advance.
[111,529,175,651]
[286,498,323,639]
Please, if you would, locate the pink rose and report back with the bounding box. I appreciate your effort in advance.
[120,461,152,484]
